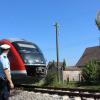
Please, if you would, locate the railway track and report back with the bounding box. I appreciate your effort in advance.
[14,84,100,99]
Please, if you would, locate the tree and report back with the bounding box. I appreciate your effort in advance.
[95,61,100,82]
[52,60,55,67]
[82,60,97,83]
[47,60,58,74]
[62,59,66,70]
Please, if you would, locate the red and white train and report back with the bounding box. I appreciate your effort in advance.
[0,38,47,79]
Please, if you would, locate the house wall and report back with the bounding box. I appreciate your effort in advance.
[63,70,81,82]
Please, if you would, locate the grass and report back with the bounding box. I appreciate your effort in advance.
[42,80,100,90]
[78,85,100,90]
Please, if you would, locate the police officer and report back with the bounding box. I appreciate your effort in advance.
[0,44,14,100]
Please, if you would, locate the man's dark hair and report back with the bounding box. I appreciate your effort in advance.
[0,48,9,54]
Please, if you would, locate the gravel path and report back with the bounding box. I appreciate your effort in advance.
[9,90,64,100]
[9,89,96,100]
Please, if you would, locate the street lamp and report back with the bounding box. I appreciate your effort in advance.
[96,10,100,30]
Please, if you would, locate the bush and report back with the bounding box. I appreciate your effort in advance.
[44,72,57,86]
[82,60,100,83]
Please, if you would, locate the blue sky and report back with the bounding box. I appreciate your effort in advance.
[0,0,100,66]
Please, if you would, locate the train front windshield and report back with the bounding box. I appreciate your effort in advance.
[12,42,46,65]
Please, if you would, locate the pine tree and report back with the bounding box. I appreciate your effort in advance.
[62,59,66,70]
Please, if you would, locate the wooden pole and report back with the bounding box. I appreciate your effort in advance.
[54,22,60,83]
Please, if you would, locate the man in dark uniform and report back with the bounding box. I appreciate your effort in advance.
[0,44,14,100]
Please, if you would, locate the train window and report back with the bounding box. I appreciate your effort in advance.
[19,48,39,53]
[12,42,40,53]
[11,41,46,65]
[17,43,36,48]
[20,53,45,64]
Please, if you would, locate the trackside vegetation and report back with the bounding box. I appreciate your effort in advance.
[42,59,100,89]
[82,60,100,84]
[43,72,77,88]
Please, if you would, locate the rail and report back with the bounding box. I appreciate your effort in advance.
[14,84,100,99]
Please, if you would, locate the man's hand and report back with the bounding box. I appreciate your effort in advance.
[9,81,14,89]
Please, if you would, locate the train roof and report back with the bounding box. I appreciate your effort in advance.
[1,38,38,47]
[5,38,26,43]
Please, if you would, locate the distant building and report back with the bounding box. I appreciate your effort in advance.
[76,46,100,67]
[48,45,100,82]
[47,61,81,82]
[63,67,81,82]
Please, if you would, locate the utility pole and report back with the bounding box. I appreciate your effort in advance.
[54,22,60,83]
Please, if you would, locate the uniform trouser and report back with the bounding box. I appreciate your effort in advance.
[0,79,10,100]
